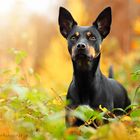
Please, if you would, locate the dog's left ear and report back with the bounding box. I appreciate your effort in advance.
[58,7,77,38]
[93,7,112,39]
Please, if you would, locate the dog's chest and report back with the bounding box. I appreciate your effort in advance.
[77,87,96,105]
[72,84,108,108]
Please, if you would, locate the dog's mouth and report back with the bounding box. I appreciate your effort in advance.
[73,53,92,61]
[76,53,87,58]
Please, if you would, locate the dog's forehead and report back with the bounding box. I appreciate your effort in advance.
[70,25,100,36]
[76,26,93,32]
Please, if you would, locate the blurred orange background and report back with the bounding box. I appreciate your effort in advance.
[0,0,140,96]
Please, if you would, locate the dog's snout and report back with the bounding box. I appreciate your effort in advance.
[77,43,86,49]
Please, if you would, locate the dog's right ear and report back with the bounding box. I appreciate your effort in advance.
[58,7,77,38]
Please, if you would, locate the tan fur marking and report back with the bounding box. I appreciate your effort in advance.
[67,116,77,126]
[89,46,96,58]
[100,44,102,50]
[72,45,77,58]
[87,31,91,37]
[75,32,79,37]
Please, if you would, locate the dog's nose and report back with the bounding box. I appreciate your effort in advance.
[77,43,86,49]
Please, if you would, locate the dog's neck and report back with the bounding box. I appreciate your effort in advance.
[72,54,101,87]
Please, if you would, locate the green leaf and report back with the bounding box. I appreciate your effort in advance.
[130,109,140,118]
[10,48,27,64]
[73,105,95,121]
[66,135,77,140]
[112,108,127,114]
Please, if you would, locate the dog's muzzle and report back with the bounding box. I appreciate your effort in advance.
[72,43,87,59]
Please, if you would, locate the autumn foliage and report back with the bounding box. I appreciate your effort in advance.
[0,1,140,140]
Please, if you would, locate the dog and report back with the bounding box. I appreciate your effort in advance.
[58,6,131,127]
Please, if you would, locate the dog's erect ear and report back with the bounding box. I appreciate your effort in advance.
[93,7,112,39]
[58,7,77,38]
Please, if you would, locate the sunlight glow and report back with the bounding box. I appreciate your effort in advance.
[24,0,51,14]
[23,0,61,21]
[0,0,15,15]
[0,0,63,49]
[0,0,62,21]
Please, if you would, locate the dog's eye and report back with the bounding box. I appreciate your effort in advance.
[89,36,96,41]
[70,36,77,41]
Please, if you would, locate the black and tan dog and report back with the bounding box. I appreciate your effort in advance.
[58,6,131,127]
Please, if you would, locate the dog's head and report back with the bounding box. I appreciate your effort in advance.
[58,7,112,62]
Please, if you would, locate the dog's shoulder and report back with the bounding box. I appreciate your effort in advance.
[67,80,79,102]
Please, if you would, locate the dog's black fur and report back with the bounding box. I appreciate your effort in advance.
[58,6,131,127]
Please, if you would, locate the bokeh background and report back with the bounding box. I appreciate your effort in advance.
[0,0,140,97]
